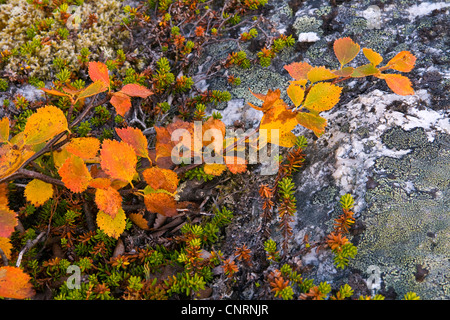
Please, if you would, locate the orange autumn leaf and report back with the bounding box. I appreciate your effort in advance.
[58,155,92,193]
[302,82,342,114]
[23,105,68,146]
[296,112,327,137]
[0,117,10,143]
[128,213,149,230]
[143,192,178,217]
[377,73,414,96]
[363,48,383,66]
[284,61,313,80]
[0,206,17,238]
[0,237,12,260]
[110,92,132,116]
[96,208,126,239]
[306,66,338,83]
[115,127,150,160]
[0,183,8,208]
[95,187,122,218]
[142,167,179,193]
[202,117,226,153]
[384,51,416,72]
[88,61,110,88]
[224,156,247,174]
[41,87,72,98]
[100,139,137,184]
[0,266,35,299]
[333,37,360,67]
[154,126,175,168]
[119,83,153,98]
[66,137,101,159]
[203,163,227,176]
[88,177,111,190]
[24,179,54,207]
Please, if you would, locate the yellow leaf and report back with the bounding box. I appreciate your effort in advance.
[303,82,342,114]
[96,208,126,239]
[296,112,327,137]
[23,105,68,146]
[307,66,338,83]
[0,117,9,143]
[287,83,305,108]
[52,147,71,170]
[77,81,108,100]
[24,179,53,207]
[351,64,380,78]
[203,163,227,176]
[278,132,297,148]
[363,48,383,66]
[0,237,12,260]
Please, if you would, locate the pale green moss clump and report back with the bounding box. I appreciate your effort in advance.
[0,0,128,79]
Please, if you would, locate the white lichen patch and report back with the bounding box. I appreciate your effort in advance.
[406,2,450,21]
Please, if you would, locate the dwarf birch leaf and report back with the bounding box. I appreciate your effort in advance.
[296,112,327,137]
[0,117,10,143]
[95,187,122,218]
[333,37,360,67]
[0,266,35,299]
[88,177,111,190]
[377,73,415,95]
[385,51,416,72]
[77,81,108,100]
[307,66,338,84]
[58,155,92,193]
[66,137,100,159]
[0,237,12,260]
[287,83,305,108]
[203,163,227,176]
[284,61,313,80]
[100,139,137,184]
[144,192,178,217]
[0,206,17,238]
[278,132,297,148]
[24,179,53,207]
[363,48,383,66]
[202,117,226,153]
[303,82,342,114]
[0,144,30,179]
[119,83,153,98]
[115,127,149,159]
[23,106,68,146]
[333,66,354,77]
[142,167,179,193]
[88,61,110,88]
[224,156,247,174]
[351,64,380,78]
[41,88,72,98]
[96,208,126,239]
[52,147,71,170]
[128,213,149,230]
[110,92,132,116]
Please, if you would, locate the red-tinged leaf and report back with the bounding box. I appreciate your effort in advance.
[144,192,178,217]
[23,105,68,146]
[351,64,380,78]
[119,83,153,98]
[0,117,9,143]
[0,206,17,238]
[95,187,122,218]
[296,112,327,137]
[303,82,342,114]
[115,127,150,159]
[363,48,383,66]
[88,61,110,88]
[66,137,100,159]
[284,61,313,80]
[0,266,35,299]
[333,37,360,67]
[96,208,126,239]
[287,83,305,108]
[333,66,354,77]
[110,92,132,116]
[100,139,137,184]
[77,81,108,100]
[385,51,416,72]
[58,155,92,193]
[41,88,71,98]
[307,66,338,83]
[142,167,179,193]
[377,73,415,96]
